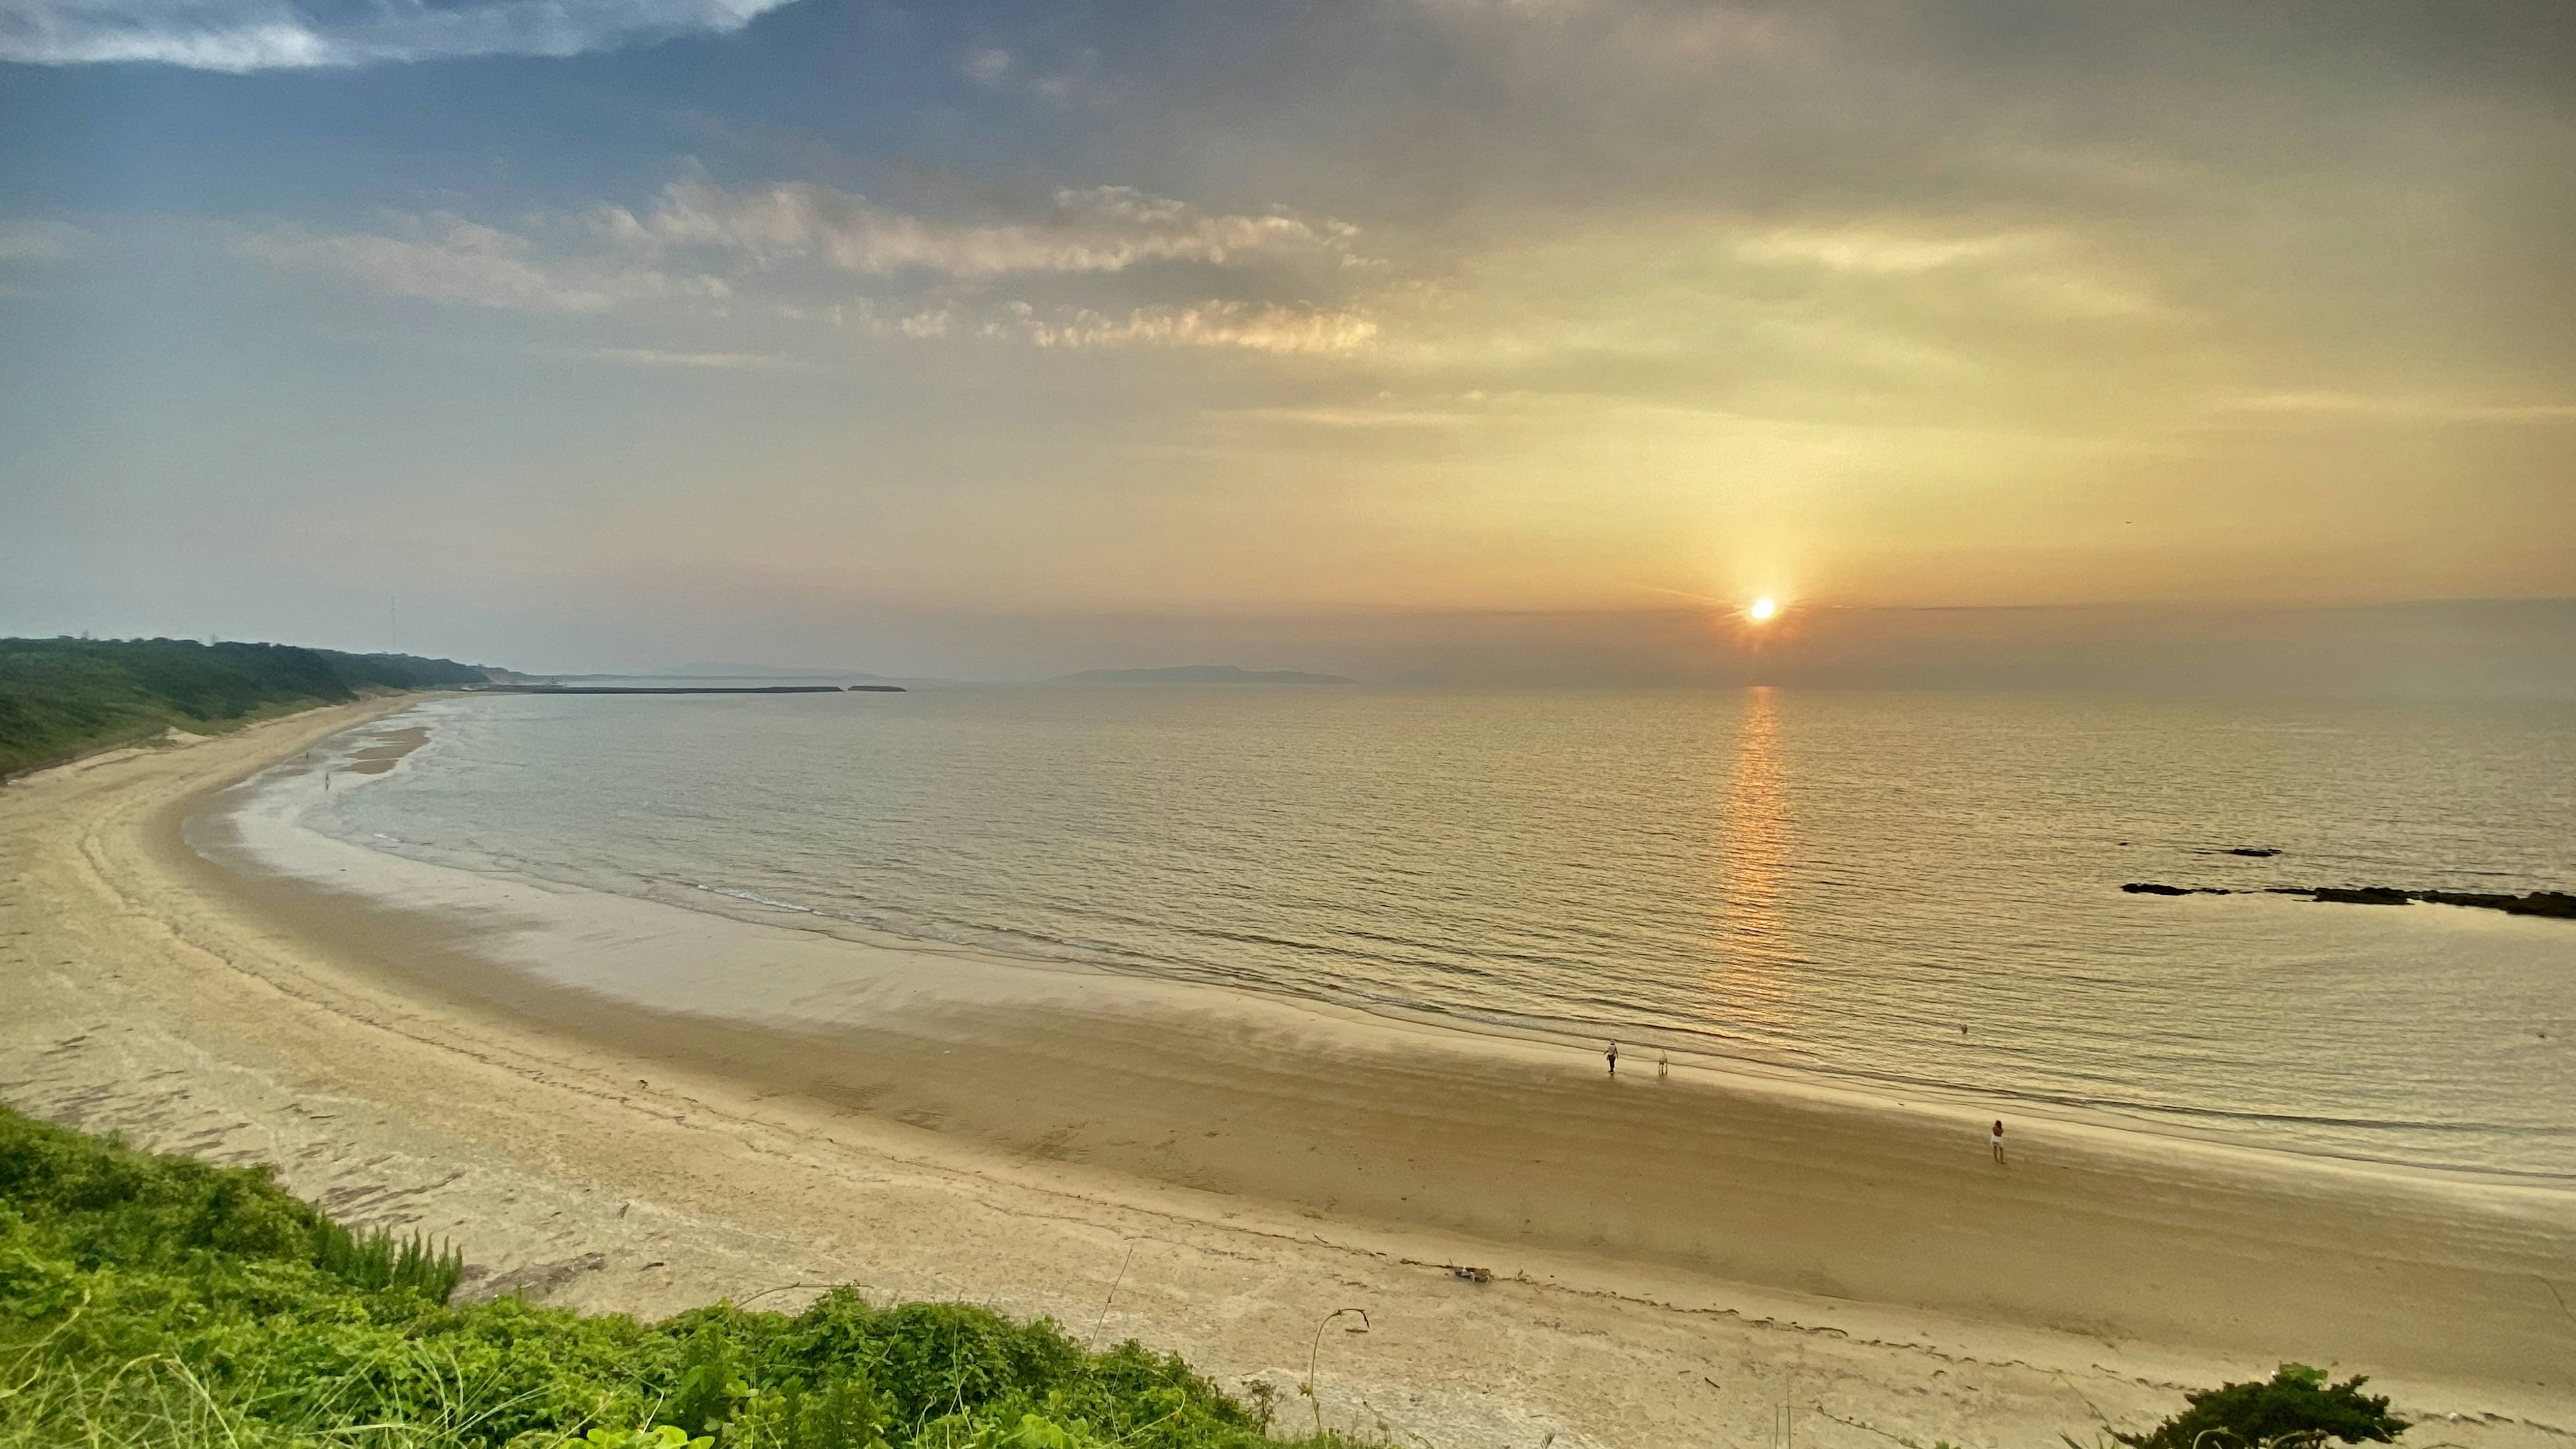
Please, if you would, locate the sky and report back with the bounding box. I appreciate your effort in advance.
[1,0,2572,682]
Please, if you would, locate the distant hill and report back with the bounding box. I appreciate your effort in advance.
[1050,664,1356,686]
[0,637,490,780]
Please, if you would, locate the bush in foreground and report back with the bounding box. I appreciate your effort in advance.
[2112,1364,2409,1449]
[0,1106,1358,1449]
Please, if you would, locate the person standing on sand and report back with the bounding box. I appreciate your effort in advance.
[1658,1051,1670,1079]
[1606,1042,1618,1075]
[1991,1119,2006,1165]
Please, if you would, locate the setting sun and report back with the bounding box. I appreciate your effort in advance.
[1748,597,1780,623]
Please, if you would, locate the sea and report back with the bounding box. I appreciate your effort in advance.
[304,685,2576,1181]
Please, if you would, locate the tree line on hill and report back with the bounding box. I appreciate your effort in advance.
[0,636,492,780]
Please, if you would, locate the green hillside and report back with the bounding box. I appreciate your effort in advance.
[0,636,490,779]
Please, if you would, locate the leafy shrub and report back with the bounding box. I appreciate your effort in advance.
[2116,1364,2409,1449]
[313,1216,468,1300]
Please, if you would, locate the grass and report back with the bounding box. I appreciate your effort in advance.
[0,1105,1371,1448]
[0,636,491,780]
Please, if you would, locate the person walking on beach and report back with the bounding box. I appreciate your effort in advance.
[1658,1051,1670,1079]
[1990,1119,2006,1165]
[1605,1042,1619,1076]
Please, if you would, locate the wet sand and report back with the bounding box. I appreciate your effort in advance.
[337,724,428,775]
[4,700,2572,1449]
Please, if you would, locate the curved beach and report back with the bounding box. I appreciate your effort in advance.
[3,700,2571,1449]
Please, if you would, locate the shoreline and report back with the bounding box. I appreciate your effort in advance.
[278,700,2576,1194]
[4,700,2573,1447]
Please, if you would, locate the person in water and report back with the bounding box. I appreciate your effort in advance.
[1990,1119,2007,1165]
[1605,1042,1619,1075]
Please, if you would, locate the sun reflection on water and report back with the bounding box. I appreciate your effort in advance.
[1711,686,1799,1029]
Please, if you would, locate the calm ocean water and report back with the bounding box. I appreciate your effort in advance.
[311,687,2576,1179]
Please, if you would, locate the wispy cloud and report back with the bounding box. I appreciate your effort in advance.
[2217,392,2576,426]
[1735,226,2042,276]
[0,220,80,262]
[1004,301,1377,355]
[596,170,1367,278]
[1733,223,2173,321]
[958,42,1095,102]
[0,0,802,70]
[227,169,1382,361]
[878,300,1378,356]
[1222,403,1481,429]
[231,213,729,313]
[578,347,792,369]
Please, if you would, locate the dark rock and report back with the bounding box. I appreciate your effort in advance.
[2125,882,2573,920]
[2309,887,2412,906]
[2417,890,2576,920]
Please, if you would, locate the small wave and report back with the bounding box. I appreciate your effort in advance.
[690,883,822,916]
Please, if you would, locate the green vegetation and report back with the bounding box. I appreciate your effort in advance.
[2112,1364,2408,1449]
[0,636,490,779]
[0,1106,1360,1448]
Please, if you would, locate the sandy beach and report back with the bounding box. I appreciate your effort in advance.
[4,699,2572,1449]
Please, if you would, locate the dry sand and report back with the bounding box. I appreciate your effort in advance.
[3,699,2572,1449]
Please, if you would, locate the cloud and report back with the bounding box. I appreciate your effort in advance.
[2216,392,2576,426]
[1221,404,1480,429]
[875,299,1378,356]
[1733,223,2173,321]
[0,0,802,70]
[231,213,729,313]
[0,220,79,262]
[225,176,1383,359]
[1734,226,2043,276]
[958,41,1095,102]
[578,347,792,369]
[596,170,1368,278]
[1002,301,1379,355]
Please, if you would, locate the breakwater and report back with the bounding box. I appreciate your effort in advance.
[472,685,905,695]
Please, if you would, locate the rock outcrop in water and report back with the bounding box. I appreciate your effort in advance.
[2405,888,2576,918]
[2308,886,2410,906]
[2121,882,2576,919]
